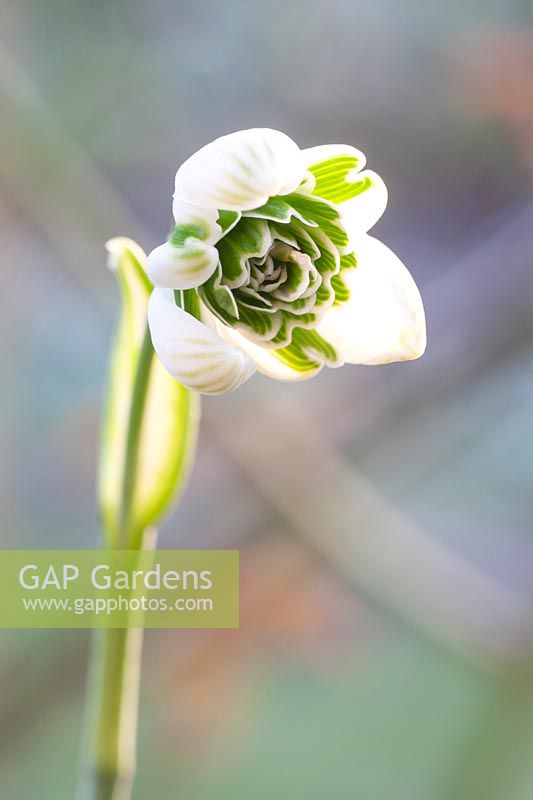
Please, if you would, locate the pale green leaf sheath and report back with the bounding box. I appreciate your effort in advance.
[146,129,427,395]
[99,238,199,546]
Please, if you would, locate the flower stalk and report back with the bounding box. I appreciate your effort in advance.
[78,239,200,800]
[117,324,155,549]
[78,604,146,800]
[78,320,156,800]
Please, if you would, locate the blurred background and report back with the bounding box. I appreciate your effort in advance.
[1,0,533,797]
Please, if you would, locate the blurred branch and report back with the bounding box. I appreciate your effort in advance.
[210,395,533,672]
[0,44,152,310]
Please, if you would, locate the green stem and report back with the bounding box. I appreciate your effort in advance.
[78,618,146,800]
[118,325,155,548]
[79,324,155,800]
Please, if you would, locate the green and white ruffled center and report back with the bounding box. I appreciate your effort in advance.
[197,190,358,372]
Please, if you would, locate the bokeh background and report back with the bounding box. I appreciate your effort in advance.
[2,1,533,797]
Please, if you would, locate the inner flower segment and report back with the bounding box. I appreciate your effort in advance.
[197,192,357,370]
[245,242,319,304]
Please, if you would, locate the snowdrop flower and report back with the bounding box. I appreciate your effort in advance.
[147,129,426,394]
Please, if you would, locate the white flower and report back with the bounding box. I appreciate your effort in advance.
[147,128,426,394]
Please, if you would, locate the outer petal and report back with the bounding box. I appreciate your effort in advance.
[212,318,322,382]
[148,290,255,394]
[174,129,305,211]
[316,236,426,365]
[339,169,388,235]
[147,199,221,290]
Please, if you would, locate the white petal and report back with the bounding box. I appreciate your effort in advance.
[146,241,219,290]
[212,319,322,382]
[339,169,388,236]
[317,236,426,365]
[301,143,367,172]
[171,197,222,242]
[147,199,222,290]
[148,290,255,394]
[174,128,305,211]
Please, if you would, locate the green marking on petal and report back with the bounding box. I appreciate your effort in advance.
[217,209,242,236]
[216,217,272,288]
[170,223,209,246]
[199,267,240,323]
[235,287,275,311]
[308,155,370,204]
[340,252,357,269]
[270,326,339,374]
[170,243,217,276]
[285,193,349,250]
[292,328,339,365]
[210,284,239,318]
[331,273,350,305]
[330,252,356,305]
[237,303,282,341]
[268,311,318,348]
[243,196,318,227]
[244,197,294,223]
[271,343,322,373]
[277,220,321,262]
